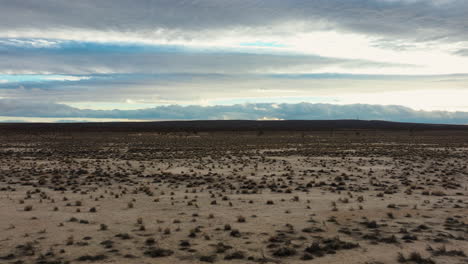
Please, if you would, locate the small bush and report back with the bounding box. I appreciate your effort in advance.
[144,247,173,258]
[273,247,297,257]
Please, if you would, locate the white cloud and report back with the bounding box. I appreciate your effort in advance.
[2,27,468,75]
[41,76,91,81]
[258,117,283,120]
[0,38,61,48]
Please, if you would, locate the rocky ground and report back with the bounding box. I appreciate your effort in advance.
[0,129,467,264]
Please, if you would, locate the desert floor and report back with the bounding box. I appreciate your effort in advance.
[0,130,467,264]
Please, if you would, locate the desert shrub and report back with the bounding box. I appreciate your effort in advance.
[430,245,465,257]
[304,237,359,257]
[115,233,131,240]
[224,251,245,260]
[76,254,107,261]
[199,255,216,262]
[144,247,173,258]
[136,217,143,225]
[145,238,156,245]
[237,215,246,223]
[398,251,435,264]
[273,247,297,257]
[179,240,190,247]
[230,229,241,237]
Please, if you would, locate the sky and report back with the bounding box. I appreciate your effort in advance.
[1,0,468,123]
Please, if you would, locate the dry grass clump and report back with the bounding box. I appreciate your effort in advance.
[397,252,435,264]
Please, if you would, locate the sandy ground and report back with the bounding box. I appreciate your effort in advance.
[0,130,467,264]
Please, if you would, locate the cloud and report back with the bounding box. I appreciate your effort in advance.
[0,38,61,48]
[41,76,91,81]
[454,49,468,56]
[0,1,467,113]
[0,1,467,44]
[0,40,408,75]
[1,2,466,77]
[1,99,468,124]
[1,73,467,109]
[0,99,82,117]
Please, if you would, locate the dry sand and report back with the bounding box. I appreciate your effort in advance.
[0,130,467,264]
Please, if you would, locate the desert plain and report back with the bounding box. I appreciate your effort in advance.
[0,121,467,264]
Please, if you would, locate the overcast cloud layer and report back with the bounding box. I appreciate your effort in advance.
[1,0,468,121]
[2,0,468,43]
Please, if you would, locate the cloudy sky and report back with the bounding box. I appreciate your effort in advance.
[1,0,468,122]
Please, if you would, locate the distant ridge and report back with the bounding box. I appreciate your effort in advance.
[0,120,467,133]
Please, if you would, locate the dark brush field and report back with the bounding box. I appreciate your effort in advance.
[0,121,467,264]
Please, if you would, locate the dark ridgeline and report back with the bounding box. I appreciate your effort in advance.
[0,120,467,134]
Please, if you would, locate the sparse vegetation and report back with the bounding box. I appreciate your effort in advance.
[0,125,466,263]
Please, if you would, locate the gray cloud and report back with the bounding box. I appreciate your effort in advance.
[0,99,83,117]
[0,45,404,75]
[0,0,468,44]
[2,73,466,104]
[1,99,468,124]
[1,0,467,43]
[454,49,468,56]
